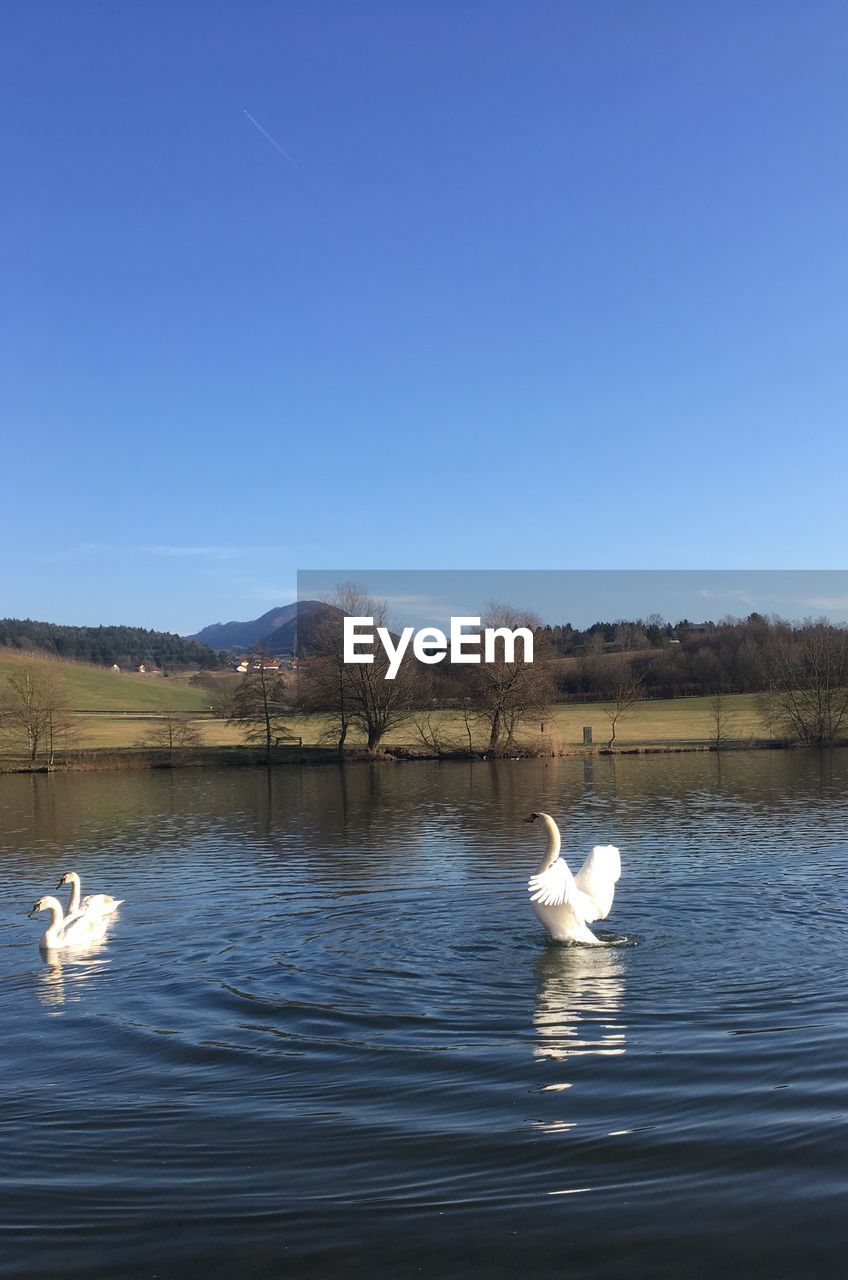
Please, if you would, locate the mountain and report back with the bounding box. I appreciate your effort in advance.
[189,600,341,655]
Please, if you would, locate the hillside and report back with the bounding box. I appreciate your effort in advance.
[0,617,222,670]
[190,599,342,654]
[0,650,211,712]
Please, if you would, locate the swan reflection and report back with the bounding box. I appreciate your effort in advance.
[36,938,111,1011]
[533,943,626,1063]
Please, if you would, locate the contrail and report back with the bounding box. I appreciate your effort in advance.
[242,109,298,168]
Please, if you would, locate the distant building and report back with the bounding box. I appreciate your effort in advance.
[138,664,146,673]
[111,664,120,672]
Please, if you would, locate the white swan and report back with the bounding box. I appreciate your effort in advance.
[525,812,621,944]
[56,871,123,918]
[28,896,110,950]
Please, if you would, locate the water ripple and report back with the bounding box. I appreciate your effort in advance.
[1,751,847,1279]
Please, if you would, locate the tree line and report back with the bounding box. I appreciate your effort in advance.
[218,590,844,754]
[554,611,776,699]
[0,618,223,671]
[6,599,845,765]
[288,596,848,753]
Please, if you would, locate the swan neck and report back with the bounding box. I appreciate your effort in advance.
[41,897,65,933]
[66,874,81,914]
[42,896,65,926]
[536,813,561,871]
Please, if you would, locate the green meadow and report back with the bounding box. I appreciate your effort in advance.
[0,651,211,714]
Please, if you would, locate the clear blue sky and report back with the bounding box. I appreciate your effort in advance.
[2,2,846,634]
[299,570,848,630]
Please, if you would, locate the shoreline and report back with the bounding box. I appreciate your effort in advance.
[0,736,824,775]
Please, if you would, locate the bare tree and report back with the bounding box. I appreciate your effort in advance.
[465,604,555,755]
[708,690,733,750]
[411,708,452,756]
[301,583,417,753]
[756,683,778,741]
[614,620,648,651]
[44,690,79,767]
[300,583,361,753]
[138,710,202,765]
[0,665,74,764]
[460,698,478,755]
[228,650,291,762]
[766,620,848,747]
[598,655,644,750]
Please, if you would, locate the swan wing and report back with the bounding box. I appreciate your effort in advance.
[61,910,108,946]
[573,845,621,922]
[80,893,122,916]
[528,857,577,908]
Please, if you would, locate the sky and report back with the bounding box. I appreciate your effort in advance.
[2,2,847,635]
[298,570,848,630]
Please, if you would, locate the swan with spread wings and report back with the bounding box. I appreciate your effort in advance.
[525,812,621,944]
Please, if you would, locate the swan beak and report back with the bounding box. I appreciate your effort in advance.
[522,814,537,823]
[27,904,41,918]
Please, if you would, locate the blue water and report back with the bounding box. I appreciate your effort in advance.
[1,751,848,1278]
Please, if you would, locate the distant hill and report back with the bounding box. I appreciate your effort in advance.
[189,600,342,655]
[0,618,223,670]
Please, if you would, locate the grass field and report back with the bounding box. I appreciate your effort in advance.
[542,693,768,748]
[0,649,772,756]
[0,650,212,713]
[59,692,770,752]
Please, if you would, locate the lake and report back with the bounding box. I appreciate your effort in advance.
[1,750,848,1279]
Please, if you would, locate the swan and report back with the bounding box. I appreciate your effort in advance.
[56,871,123,918]
[525,812,621,944]
[28,896,110,950]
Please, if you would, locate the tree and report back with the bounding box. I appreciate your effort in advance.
[301,584,417,753]
[0,617,222,669]
[766,620,848,747]
[708,690,733,750]
[411,707,453,756]
[614,620,648,651]
[139,711,202,765]
[691,645,723,692]
[465,604,554,755]
[0,664,74,764]
[43,683,78,767]
[645,613,667,645]
[756,683,779,741]
[300,584,360,754]
[597,655,644,750]
[228,651,291,762]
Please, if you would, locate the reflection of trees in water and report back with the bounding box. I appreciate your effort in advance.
[36,938,110,1011]
[4,750,847,891]
[533,944,626,1063]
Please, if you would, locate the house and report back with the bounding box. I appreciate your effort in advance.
[232,657,285,675]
